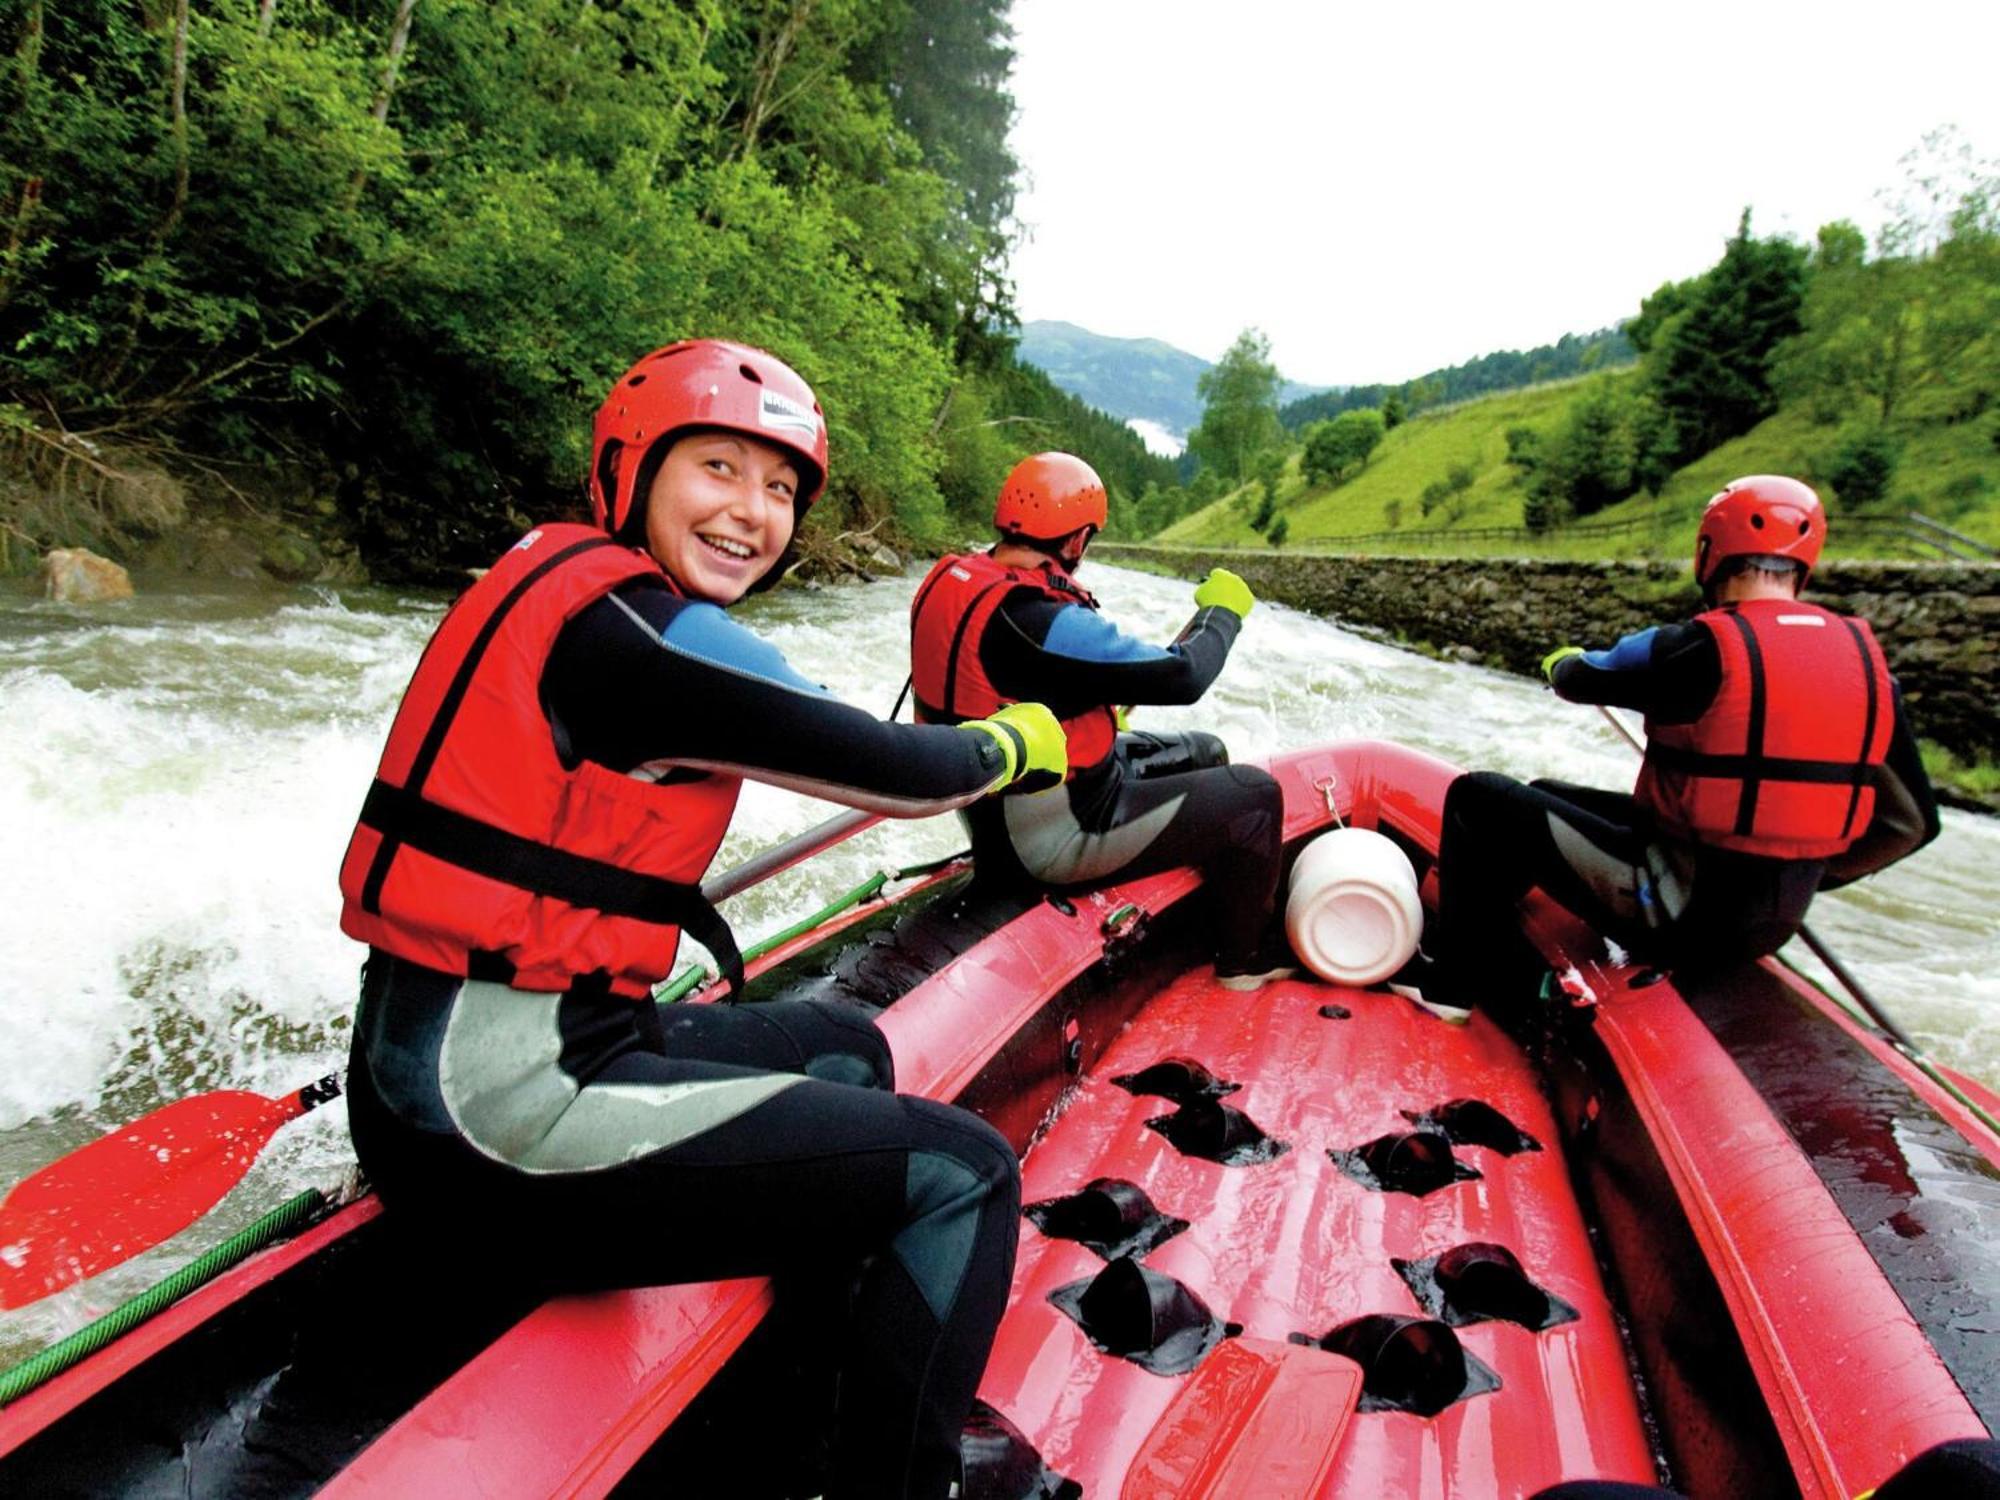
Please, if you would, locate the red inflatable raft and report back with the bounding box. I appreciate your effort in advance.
[2,740,1995,1498]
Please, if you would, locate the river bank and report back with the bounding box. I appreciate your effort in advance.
[1,437,909,592]
[1094,542,2000,812]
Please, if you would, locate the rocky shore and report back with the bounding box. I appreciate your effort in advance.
[1095,543,2000,807]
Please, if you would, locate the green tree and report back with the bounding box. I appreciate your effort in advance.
[1825,427,1902,507]
[1644,209,1808,463]
[1503,426,1541,472]
[1526,378,1655,520]
[1302,408,1385,484]
[1249,486,1277,532]
[0,0,1038,578]
[1381,391,1407,429]
[1252,448,1285,507]
[1624,275,1698,355]
[1267,515,1289,546]
[1188,328,1282,482]
[1776,138,2000,427]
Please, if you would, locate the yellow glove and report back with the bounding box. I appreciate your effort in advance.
[962,702,1068,793]
[1540,645,1585,682]
[1193,567,1254,619]
[1114,705,1132,732]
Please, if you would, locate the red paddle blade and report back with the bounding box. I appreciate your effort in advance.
[0,1088,300,1309]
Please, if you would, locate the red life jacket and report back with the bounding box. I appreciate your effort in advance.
[338,523,743,999]
[1637,600,1895,859]
[907,550,1118,777]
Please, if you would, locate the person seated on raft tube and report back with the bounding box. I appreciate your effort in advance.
[907,451,1293,991]
[336,339,1070,1500]
[1428,474,1939,1010]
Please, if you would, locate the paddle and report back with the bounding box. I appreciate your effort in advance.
[1590,703,1922,1053]
[0,1075,341,1309]
[0,804,890,1310]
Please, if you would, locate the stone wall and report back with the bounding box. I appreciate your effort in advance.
[1092,544,2000,761]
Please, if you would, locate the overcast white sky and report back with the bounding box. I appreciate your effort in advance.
[1005,0,2000,389]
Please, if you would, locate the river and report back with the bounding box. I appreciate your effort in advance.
[3,561,1996,1362]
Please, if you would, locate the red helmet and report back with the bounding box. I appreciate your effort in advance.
[589,340,828,539]
[994,452,1108,541]
[1695,475,1826,588]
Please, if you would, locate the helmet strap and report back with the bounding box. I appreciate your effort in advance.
[1003,526,1093,565]
[615,432,689,548]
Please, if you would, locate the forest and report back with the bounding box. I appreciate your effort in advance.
[4,8,1994,581]
[0,0,1172,580]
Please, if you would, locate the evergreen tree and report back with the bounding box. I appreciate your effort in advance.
[1644,209,1808,463]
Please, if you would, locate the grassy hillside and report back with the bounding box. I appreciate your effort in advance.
[1158,377,1596,548]
[1157,373,2000,565]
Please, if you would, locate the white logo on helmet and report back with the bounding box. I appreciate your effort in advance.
[759,389,820,442]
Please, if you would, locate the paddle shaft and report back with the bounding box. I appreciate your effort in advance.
[1591,703,1921,1053]
[702,806,881,905]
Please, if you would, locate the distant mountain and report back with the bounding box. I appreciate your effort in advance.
[1016,320,1330,446]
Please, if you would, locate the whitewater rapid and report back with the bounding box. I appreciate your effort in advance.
[3,562,1995,1358]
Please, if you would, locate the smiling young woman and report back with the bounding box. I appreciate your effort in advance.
[643,431,800,605]
[333,339,1071,1499]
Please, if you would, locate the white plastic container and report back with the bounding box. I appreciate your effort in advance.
[1284,827,1423,986]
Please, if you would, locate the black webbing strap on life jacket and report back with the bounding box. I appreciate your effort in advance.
[1640,746,1874,785]
[356,533,745,999]
[1839,617,1880,840]
[359,779,746,1000]
[1724,608,1768,837]
[360,534,615,917]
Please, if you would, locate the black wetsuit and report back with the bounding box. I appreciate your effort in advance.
[948,578,1285,975]
[347,577,1021,1500]
[1433,618,1939,1009]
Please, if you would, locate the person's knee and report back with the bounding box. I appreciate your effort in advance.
[891,1102,1021,1314]
[1442,770,1528,841]
[1450,769,1523,807]
[1182,730,1229,769]
[801,1003,896,1090]
[904,1098,1020,1208]
[1220,764,1284,851]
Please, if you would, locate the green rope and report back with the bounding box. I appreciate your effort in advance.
[0,1187,326,1408]
[657,857,961,1004]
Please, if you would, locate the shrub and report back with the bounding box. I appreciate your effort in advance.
[1825,428,1902,508]
[1504,426,1541,471]
[1523,486,1572,533]
[1249,486,1276,532]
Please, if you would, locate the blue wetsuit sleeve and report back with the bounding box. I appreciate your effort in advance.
[542,582,1011,813]
[657,602,832,696]
[1579,628,1658,673]
[1041,606,1176,665]
[980,592,1241,714]
[1549,620,1719,723]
